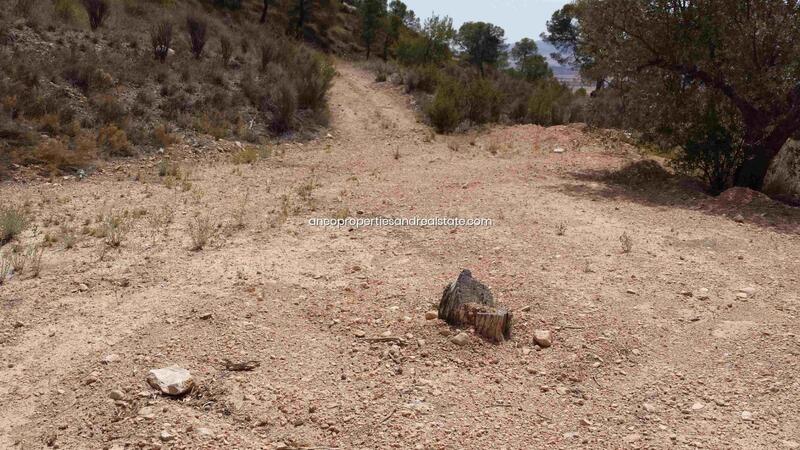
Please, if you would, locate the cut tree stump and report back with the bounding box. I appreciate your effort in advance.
[438,269,512,342]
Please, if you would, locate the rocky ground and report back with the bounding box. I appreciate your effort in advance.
[1,63,799,449]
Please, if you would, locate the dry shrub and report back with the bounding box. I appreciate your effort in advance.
[219,34,233,66]
[194,113,229,139]
[231,147,259,164]
[34,137,95,170]
[0,207,28,245]
[267,78,297,133]
[92,94,127,124]
[293,51,335,111]
[188,215,214,251]
[151,21,173,63]
[186,15,208,59]
[153,124,179,148]
[97,125,131,156]
[81,0,110,30]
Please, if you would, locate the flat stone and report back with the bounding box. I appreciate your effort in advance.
[741,411,754,421]
[146,366,194,396]
[159,430,174,441]
[138,406,156,419]
[101,354,121,364]
[425,311,438,320]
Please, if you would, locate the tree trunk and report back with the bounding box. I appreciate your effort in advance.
[438,270,512,343]
[382,36,389,61]
[260,0,268,24]
[366,43,371,60]
[734,145,780,190]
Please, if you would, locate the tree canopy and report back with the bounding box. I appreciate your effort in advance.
[455,21,506,75]
[552,0,800,191]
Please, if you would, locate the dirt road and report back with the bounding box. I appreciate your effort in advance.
[1,63,799,449]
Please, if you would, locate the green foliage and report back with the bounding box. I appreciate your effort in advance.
[0,207,28,245]
[396,14,454,66]
[526,79,576,126]
[359,0,387,58]
[509,38,551,82]
[463,77,502,124]
[455,21,506,74]
[672,108,743,194]
[426,77,462,133]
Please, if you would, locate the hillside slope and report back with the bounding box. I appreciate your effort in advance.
[1,62,799,449]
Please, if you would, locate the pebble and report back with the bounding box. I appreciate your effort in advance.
[450,332,469,346]
[354,330,366,338]
[741,411,753,421]
[199,312,213,320]
[138,406,156,419]
[643,402,657,413]
[197,427,214,437]
[85,371,100,385]
[782,440,800,449]
[533,330,553,348]
[101,354,121,364]
[109,389,125,400]
[691,402,705,411]
[159,430,174,442]
[424,311,438,320]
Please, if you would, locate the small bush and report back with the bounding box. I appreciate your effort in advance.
[671,109,742,194]
[267,78,297,133]
[426,79,462,133]
[97,125,131,156]
[34,137,95,171]
[92,94,127,124]
[294,52,335,110]
[0,207,28,245]
[81,0,110,30]
[103,213,126,247]
[153,124,178,148]
[151,22,173,63]
[231,147,260,164]
[186,16,208,59]
[188,215,214,251]
[463,78,502,124]
[54,0,79,22]
[619,232,633,253]
[219,34,233,66]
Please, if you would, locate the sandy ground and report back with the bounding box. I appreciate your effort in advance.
[1,63,800,450]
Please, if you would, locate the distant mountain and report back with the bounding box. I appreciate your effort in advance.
[536,40,585,88]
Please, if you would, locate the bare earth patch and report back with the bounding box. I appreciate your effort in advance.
[1,63,799,449]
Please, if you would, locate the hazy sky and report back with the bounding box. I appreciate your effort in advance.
[402,0,570,45]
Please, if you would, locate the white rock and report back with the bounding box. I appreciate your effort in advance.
[691,402,705,411]
[643,402,657,413]
[146,366,194,396]
[553,147,566,154]
[450,332,469,346]
[533,330,553,348]
[197,427,214,437]
[738,287,756,295]
[741,411,754,421]
[101,353,120,364]
[159,430,174,441]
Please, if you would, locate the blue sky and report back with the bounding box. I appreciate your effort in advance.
[402,0,571,46]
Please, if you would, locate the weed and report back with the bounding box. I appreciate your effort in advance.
[232,191,249,229]
[1,207,28,245]
[186,15,208,59]
[555,221,567,236]
[103,214,127,247]
[151,21,173,63]
[619,232,633,253]
[231,147,260,164]
[188,215,214,250]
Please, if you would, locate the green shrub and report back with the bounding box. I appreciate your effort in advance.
[0,207,27,245]
[463,78,502,124]
[426,78,462,133]
[671,108,743,194]
[294,52,335,111]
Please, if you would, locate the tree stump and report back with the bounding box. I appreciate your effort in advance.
[438,269,512,342]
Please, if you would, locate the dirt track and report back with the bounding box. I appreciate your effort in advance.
[1,63,800,449]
